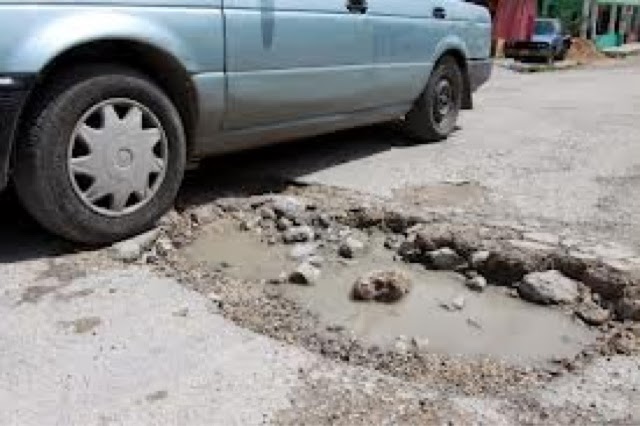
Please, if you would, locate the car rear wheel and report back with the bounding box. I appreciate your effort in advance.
[399,56,463,142]
[14,64,186,244]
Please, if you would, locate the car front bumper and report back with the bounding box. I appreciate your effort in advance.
[504,43,554,60]
[0,75,33,191]
[468,58,492,92]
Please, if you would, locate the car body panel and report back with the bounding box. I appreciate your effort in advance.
[0,6,224,74]
[223,1,376,130]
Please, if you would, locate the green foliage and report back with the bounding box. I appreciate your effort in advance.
[542,0,585,35]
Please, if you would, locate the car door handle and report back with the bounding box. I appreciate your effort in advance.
[346,0,368,14]
[433,7,447,19]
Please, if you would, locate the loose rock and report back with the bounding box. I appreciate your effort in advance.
[288,243,317,261]
[110,228,161,262]
[307,255,325,267]
[155,238,174,257]
[276,217,293,231]
[258,206,277,221]
[576,301,610,326]
[470,250,491,269]
[189,205,217,225]
[271,195,307,220]
[451,295,466,310]
[465,275,488,292]
[616,298,640,321]
[314,213,332,228]
[289,262,321,285]
[411,337,430,352]
[338,237,366,259]
[352,270,412,303]
[283,226,315,244]
[384,235,404,250]
[428,247,467,270]
[518,270,580,305]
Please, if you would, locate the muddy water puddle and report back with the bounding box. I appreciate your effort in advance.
[185,224,596,366]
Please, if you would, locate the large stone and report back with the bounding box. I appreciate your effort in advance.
[581,266,628,300]
[518,270,580,305]
[289,262,321,285]
[338,237,366,259]
[283,226,315,244]
[271,195,307,220]
[428,248,466,270]
[576,302,610,326]
[352,270,412,303]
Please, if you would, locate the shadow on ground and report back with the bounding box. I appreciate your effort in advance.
[0,124,430,263]
[178,124,414,207]
[0,188,71,263]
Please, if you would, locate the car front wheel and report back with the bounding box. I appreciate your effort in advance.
[14,64,186,244]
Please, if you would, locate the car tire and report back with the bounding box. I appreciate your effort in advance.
[555,49,568,61]
[399,56,463,142]
[13,64,186,245]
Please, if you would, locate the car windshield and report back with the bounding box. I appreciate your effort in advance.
[535,20,556,35]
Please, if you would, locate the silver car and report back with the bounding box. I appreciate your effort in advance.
[0,0,491,243]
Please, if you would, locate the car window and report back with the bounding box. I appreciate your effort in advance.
[534,20,556,35]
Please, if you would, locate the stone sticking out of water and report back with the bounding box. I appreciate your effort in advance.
[352,270,411,303]
[466,275,488,292]
[289,263,321,285]
[428,248,467,270]
[338,237,366,259]
[185,225,596,366]
[518,270,580,305]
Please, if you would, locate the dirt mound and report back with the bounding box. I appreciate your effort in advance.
[568,38,607,63]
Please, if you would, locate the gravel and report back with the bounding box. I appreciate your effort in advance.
[283,226,315,244]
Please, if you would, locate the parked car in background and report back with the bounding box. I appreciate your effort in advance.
[0,0,492,244]
[505,18,572,63]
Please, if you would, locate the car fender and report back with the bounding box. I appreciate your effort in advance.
[433,35,470,65]
[5,10,200,74]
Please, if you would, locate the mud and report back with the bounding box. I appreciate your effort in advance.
[185,223,595,366]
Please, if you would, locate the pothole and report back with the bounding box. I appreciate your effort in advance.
[185,221,595,366]
[134,188,640,393]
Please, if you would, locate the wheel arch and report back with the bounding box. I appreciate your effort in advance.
[20,38,198,150]
[432,43,473,110]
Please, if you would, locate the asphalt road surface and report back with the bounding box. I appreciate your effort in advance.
[196,57,640,248]
[2,58,640,425]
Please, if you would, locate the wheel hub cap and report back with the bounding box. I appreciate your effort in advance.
[67,99,168,217]
[434,79,453,122]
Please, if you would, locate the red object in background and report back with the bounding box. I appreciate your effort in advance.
[493,0,538,41]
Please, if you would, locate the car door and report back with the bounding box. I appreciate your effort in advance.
[366,0,455,107]
[223,0,377,131]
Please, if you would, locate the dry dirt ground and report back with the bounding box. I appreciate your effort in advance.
[1,58,640,425]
